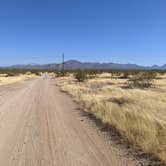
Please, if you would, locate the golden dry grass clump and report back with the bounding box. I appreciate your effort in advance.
[0,73,36,85]
[55,72,166,163]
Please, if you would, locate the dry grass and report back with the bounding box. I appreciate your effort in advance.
[0,74,36,85]
[55,73,166,164]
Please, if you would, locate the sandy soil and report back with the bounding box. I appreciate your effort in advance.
[0,75,140,166]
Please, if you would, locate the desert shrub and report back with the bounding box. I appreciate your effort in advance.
[128,71,157,88]
[56,71,66,77]
[87,71,97,79]
[6,72,17,77]
[111,71,120,79]
[34,72,41,76]
[119,72,130,79]
[74,70,87,82]
[158,70,166,76]
[26,71,32,75]
[88,74,96,79]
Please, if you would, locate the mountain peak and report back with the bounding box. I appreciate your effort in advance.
[65,60,81,64]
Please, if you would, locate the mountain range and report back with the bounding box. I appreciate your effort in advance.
[5,60,166,70]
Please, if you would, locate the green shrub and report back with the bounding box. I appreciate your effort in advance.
[6,72,17,77]
[56,71,66,77]
[111,71,121,79]
[120,72,130,79]
[74,70,87,82]
[128,71,157,88]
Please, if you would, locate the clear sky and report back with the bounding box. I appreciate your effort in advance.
[0,0,166,66]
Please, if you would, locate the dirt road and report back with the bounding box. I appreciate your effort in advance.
[0,76,138,166]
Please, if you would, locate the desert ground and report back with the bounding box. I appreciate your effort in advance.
[55,71,166,165]
[0,72,165,166]
[0,74,144,166]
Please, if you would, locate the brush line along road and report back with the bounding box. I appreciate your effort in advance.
[0,76,138,166]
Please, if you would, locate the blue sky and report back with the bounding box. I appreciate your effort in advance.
[0,0,166,66]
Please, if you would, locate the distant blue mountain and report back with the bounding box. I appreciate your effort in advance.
[4,60,166,70]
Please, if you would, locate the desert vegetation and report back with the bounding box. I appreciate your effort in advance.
[0,68,43,85]
[55,69,166,164]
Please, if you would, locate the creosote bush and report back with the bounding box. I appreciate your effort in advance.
[74,70,87,82]
[56,71,67,77]
[120,72,130,79]
[128,71,157,88]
